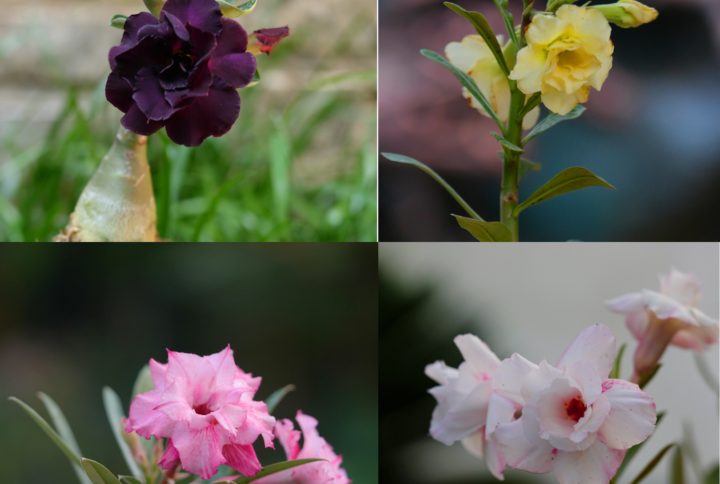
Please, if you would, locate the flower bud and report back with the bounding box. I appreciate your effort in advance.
[590,0,658,28]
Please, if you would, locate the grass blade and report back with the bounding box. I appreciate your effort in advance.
[265,384,296,415]
[609,343,626,380]
[102,387,144,482]
[628,443,675,484]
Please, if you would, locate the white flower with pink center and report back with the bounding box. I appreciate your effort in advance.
[605,268,718,382]
[125,346,275,480]
[491,324,656,484]
[425,334,508,479]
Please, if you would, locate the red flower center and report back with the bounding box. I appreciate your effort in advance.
[193,403,212,415]
[565,397,586,422]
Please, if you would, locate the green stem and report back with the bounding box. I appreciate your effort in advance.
[500,82,525,242]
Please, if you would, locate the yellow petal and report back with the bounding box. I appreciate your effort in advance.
[541,84,589,115]
[522,105,541,130]
[526,14,570,48]
[509,45,547,94]
[557,5,612,56]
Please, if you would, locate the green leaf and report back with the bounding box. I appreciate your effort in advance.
[37,393,93,484]
[218,0,257,17]
[497,152,540,181]
[8,396,82,467]
[382,153,484,221]
[102,387,145,482]
[513,167,615,216]
[491,132,524,154]
[119,478,142,484]
[518,92,541,119]
[81,459,124,484]
[629,443,676,484]
[612,411,666,483]
[522,105,586,144]
[265,384,296,415]
[231,459,326,484]
[639,363,661,389]
[420,49,505,132]
[671,446,686,484]
[491,0,518,48]
[704,464,719,484]
[131,365,154,400]
[109,15,127,29]
[453,215,512,242]
[443,3,509,76]
[547,0,578,12]
[609,343,626,379]
[143,0,165,17]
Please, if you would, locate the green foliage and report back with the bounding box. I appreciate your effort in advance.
[230,459,326,483]
[382,153,483,221]
[639,363,661,389]
[629,444,676,484]
[218,0,257,18]
[131,365,154,400]
[514,167,615,215]
[491,132,524,154]
[265,384,296,415]
[453,215,512,242]
[522,105,586,144]
[671,446,686,484]
[490,0,518,48]
[609,343,626,379]
[102,387,145,482]
[81,459,123,484]
[109,15,127,29]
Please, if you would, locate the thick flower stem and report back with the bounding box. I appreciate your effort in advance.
[54,125,158,242]
[500,82,526,242]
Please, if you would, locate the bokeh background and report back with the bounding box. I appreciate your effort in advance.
[0,0,377,242]
[378,0,720,241]
[0,243,378,483]
[380,243,719,483]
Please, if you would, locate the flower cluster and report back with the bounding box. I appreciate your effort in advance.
[426,325,657,484]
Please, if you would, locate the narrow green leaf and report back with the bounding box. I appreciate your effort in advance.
[192,172,247,241]
[265,384,296,415]
[218,0,257,17]
[443,3,509,76]
[143,0,165,17]
[420,49,505,132]
[518,92,541,119]
[671,446,686,484]
[704,464,719,484]
[102,387,145,482]
[232,459,326,484]
[131,365,154,400]
[37,393,93,484]
[119,477,142,484]
[639,363,661,389]
[81,459,124,484]
[609,343,626,380]
[491,132,524,154]
[547,0,578,13]
[612,411,666,483]
[8,396,82,467]
[382,153,484,221]
[522,105,586,144]
[109,15,127,29]
[629,444,676,484]
[453,215,512,242]
[245,68,261,88]
[514,167,615,216]
[491,0,518,48]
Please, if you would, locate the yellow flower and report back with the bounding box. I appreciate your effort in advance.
[509,5,614,115]
[445,35,540,130]
[590,0,658,28]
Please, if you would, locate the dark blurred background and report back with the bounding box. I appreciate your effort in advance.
[0,244,377,483]
[379,0,720,241]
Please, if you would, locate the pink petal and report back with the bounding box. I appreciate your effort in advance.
[552,440,625,484]
[523,378,580,443]
[173,423,226,480]
[166,350,218,405]
[235,368,262,392]
[660,268,701,307]
[127,389,176,439]
[222,443,262,477]
[494,419,554,473]
[274,418,301,460]
[158,439,180,469]
[556,324,616,380]
[425,361,458,386]
[520,360,566,403]
[598,379,656,449]
[625,311,649,342]
[150,359,168,390]
[155,379,193,423]
[454,334,501,378]
[233,398,275,447]
[484,434,506,480]
[548,394,610,451]
[206,345,238,388]
[671,322,719,351]
[492,353,538,405]
[214,403,247,438]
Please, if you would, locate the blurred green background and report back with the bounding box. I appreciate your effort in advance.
[0,0,377,242]
[0,243,378,483]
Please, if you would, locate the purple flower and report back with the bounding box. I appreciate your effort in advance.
[106,0,257,147]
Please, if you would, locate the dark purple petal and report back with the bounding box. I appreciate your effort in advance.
[113,35,172,79]
[137,19,174,42]
[165,78,240,147]
[159,60,189,90]
[121,104,165,136]
[163,11,190,42]
[109,12,159,69]
[105,71,134,113]
[213,18,249,59]
[209,52,256,88]
[161,0,222,35]
[164,62,213,107]
[133,68,178,121]
[188,24,217,63]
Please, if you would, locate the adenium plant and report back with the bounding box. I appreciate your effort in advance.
[382,0,658,242]
[9,346,349,484]
[425,267,718,484]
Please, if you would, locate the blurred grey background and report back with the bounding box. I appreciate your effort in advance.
[379,243,718,484]
[378,0,720,241]
[0,244,378,483]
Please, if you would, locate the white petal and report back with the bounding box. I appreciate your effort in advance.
[640,290,699,326]
[670,323,719,351]
[492,353,538,405]
[523,377,580,443]
[486,393,519,437]
[461,427,485,459]
[660,268,702,307]
[598,379,656,449]
[556,324,616,380]
[605,292,646,313]
[549,431,596,452]
[454,334,501,377]
[552,440,625,484]
[425,361,458,386]
[521,360,567,403]
[494,419,554,473]
[429,381,493,445]
[565,360,602,404]
[485,435,507,480]
[625,310,649,341]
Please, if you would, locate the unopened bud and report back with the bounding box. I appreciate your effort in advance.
[590,0,658,28]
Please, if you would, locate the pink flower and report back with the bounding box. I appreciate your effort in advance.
[425,334,507,479]
[250,411,350,484]
[605,268,718,382]
[125,346,275,480]
[491,324,656,484]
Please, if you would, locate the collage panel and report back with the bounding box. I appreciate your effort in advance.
[380,242,719,483]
